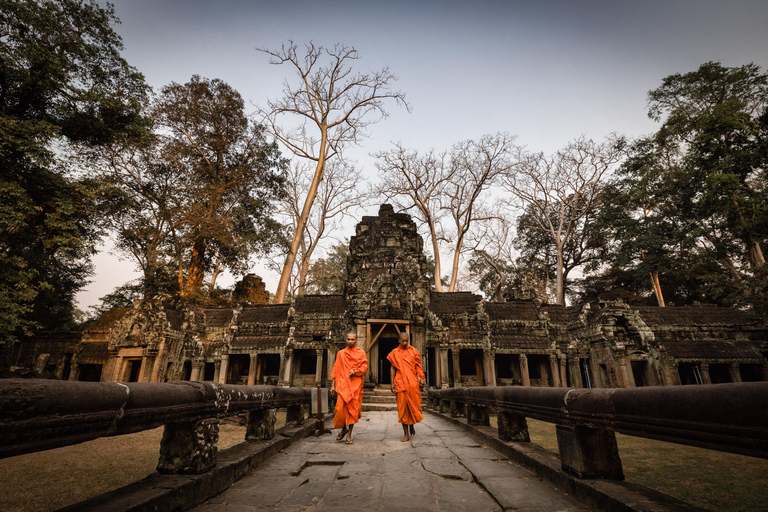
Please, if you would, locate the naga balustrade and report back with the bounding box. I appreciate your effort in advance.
[428,382,768,480]
[0,379,310,474]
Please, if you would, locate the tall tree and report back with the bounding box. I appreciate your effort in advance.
[0,0,149,342]
[502,136,624,305]
[376,133,517,292]
[128,76,288,298]
[278,159,369,297]
[258,41,409,303]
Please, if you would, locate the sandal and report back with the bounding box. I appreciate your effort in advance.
[346,438,354,444]
[336,428,348,441]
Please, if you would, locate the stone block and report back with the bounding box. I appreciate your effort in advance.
[246,408,276,441]
[157,418,219,475]
[556,424,624,480]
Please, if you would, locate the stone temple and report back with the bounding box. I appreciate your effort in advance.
[3,204,768,389]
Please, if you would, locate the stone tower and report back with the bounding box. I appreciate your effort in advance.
[345,204,431,384]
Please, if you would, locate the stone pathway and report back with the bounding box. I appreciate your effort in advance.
[191,412,589,512]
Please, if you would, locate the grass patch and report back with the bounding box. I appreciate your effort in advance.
[0,413,286,512]
[491,417,768,512]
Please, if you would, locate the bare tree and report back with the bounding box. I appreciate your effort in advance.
[443,133,518,291]
[276,159,370,297]
[375,144,452,291]
[258,41,409,303]
[502,136,624,305]
[375,133,517,292]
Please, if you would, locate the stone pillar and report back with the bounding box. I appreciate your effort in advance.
[246,408,276,441]
[620,358,635,388]
[439,399,450,414]
[315,349,324,386]
[483,350,496,387]
[281,349,294,387]
[213,361,221,383]
[218,354,229,384]
[498,411,530,442]
[549,354,561,387]
[68,363,80,381]
[247,354,258,385]
[520,354,530,387]
[556,424,624,480]
[286,404,305,426]
[255,356,263,385]
[466,404,490,426]
[113,356,125,382]
[699,363,711,385]
[761,363,768,382]
[452,350,461,387]
[327,346,337,384]
[559,358,568,387]
[661,361,681,386]
[450,399,465,418]
[140,355,151,382]
[439,348,450,388]
[189,362,203,382]
[729,363,743,383]
[157,419,219,475]
[569,359,583,388]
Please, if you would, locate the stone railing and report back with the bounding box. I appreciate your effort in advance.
[428,382,768,479]
[0,379,310,474]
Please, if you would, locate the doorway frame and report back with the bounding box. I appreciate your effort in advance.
[366,319,410,384]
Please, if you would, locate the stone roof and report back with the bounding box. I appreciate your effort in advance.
[485,301,540,322]
[294,295,347,315]
[540,305,581,324]
[239,305,290,324]
[231,335,286,348]
[190,308,234,328]
[430,292,482,315]
[636,306,759,326]
[76,341,109,364]
[491,334,552,350]
[86,308,131,333]
[662,341,764,360]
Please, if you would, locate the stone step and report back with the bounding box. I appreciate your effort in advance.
[364,395,397,404]
[361,403,398,412]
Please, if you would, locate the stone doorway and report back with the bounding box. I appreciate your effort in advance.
[366,319,410,385]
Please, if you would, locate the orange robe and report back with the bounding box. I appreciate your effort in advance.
[387,345,425,425]
[331,346,368,428]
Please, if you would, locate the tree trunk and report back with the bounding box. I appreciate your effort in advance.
[274,133,328,304]
[429,221,444,292]
[749,240,765,269]
[555,244,565,306]
[650,272,665,307]
[185,238,206,296]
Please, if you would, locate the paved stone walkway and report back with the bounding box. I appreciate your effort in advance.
[191,412,588,512]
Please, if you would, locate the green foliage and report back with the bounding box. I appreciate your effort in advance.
[0,0,150,344]
[587,62,768,312]
[304,242,348,295]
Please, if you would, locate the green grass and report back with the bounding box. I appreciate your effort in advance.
[521,418,768,512]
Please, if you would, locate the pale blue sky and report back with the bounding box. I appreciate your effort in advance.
[79,0,768,309]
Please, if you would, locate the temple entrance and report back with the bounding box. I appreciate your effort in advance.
[366,319,409,385]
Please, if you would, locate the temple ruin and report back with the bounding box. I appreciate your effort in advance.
[3,204,767,388]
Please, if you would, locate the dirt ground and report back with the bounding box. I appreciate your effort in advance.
[0,414,285,512]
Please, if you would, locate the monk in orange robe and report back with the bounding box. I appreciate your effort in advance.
[388,332,425,442]
[330,332,368,444]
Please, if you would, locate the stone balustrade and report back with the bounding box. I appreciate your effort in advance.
[428,382,768,479]
[0,379,309,474]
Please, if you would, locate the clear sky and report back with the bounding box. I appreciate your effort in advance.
[78,0,768,310]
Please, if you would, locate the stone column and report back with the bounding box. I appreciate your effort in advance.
[761,363,768,382]
[483,350,496,387]
[218,354,229,384]
[327,346,337,383]
[699,362,711,385]
[157,419,219,475]
[559,358,568,387]
[549,354,561,387]
[247,354,258,385]
[452,350,461,387]
[314,349,324,386]
[556,425,624,480]
[569,359,583,388]
[189,362,203,382]
[140,355,151,382]
[281,349,294,387]
[255,356,263,384]
[213,361,221,383]
[729,363,743,383]
[439,348,450,388]
[113,356,125,382]
[520,354,530,387]
[620,358,635,388]
[68,363,80,381]
[498,411,530,442]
